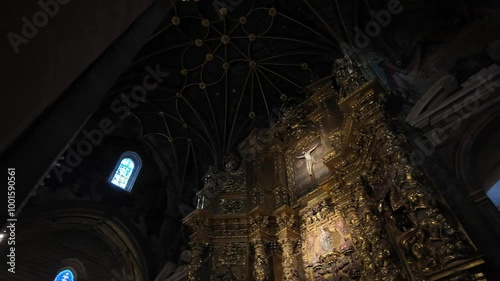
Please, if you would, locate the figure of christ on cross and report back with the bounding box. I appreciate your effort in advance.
[297,143,319,176]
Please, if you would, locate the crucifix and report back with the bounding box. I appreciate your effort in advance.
[297,143,319,176]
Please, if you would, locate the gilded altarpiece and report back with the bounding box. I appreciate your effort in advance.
[183,58,490,281]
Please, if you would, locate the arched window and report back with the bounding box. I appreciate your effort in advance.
[54,269,76,281]
[487,180,500,210]
[108,151,142,192]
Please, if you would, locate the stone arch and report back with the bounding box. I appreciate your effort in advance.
[0,208,149,281]
[55,258,88,280]
[456,104,500,194]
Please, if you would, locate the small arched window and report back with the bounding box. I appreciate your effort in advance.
[487,180,500,210]
[54,268,76,281]
[109,151,142,192]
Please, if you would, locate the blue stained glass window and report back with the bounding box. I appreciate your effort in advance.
[487,180,500,208]
[109,152,142,192]
[111,158,135,188]
[54,269,75,281]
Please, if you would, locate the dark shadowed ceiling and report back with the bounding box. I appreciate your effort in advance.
[98,0,355,196]
[86,0,485,212]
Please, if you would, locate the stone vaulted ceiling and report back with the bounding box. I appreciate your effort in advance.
[97,0,356,194]
[66,0,480,210]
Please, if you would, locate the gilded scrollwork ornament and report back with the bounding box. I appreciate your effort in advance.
[249,214,269,233]
[276,213,297,230]
[367,121,475,278]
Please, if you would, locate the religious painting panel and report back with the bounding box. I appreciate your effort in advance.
[300,198,355,281]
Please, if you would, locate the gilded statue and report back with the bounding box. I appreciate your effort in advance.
[219,265,238,281]
[202,165,218,193]
[217,154,246,193]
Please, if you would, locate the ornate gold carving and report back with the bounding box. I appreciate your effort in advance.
[218,154,246,193]
[273,184,289,208]
[219,199,244,214]
[250,184,264,206]
[276,212,297,231]
[212,242,248,280]
[249,214,270,234]
[187,241,206,281]
[278,237,300,281]
[332,57,367,100]
[359,111,478,279]
[182,70,487,281]
[251,239,270,281]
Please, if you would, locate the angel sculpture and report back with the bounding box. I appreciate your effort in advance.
[297,143,319,176]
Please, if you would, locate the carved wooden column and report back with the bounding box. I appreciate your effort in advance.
[182,210,211,281]
[272,143,288,205]
[279,237,299,281]
[246,153,265,209]
[187,240,205,281]
[251,239,269,281]
[249,209,271,281]
[275,206,300,281]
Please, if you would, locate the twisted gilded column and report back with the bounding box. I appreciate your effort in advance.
[182,210,211,281]
[249,210,271,281]
[187,241,205,281]
[279,237,299,281]
[251,238,270,281]
[275,206,300,281]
